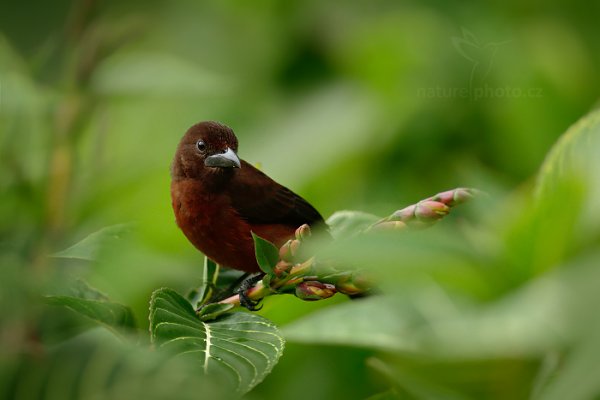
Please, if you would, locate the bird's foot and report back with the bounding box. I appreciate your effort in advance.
[236,273,264,311]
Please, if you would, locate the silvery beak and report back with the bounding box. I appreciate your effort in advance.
[204,147,241,168]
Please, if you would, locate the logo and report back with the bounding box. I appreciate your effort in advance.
[416,27,542,100]
[452,28,510,92]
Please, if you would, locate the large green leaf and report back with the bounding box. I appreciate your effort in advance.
[3,329,228,400]
[52,224,133,261]
[149,288,285,395]
[282,253,600,358]
[536,326,600,400]
[368,357,471,400]
[536,109,600,235]
[45,295,136,333]
[490,109,600,280]
[44,279,136,340]
[281,295,424,353]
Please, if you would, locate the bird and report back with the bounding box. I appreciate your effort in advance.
[170,121,326,274]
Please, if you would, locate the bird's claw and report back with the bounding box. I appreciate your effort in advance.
[236,273,264,311]
[239,292,263,311]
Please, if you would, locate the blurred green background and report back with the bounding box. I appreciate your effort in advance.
[1,0,599,399]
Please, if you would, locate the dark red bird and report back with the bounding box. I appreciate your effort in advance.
[171,121,325,272]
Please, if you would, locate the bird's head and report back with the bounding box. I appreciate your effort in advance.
[172,121,241,180]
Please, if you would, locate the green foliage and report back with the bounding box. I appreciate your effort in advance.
[3,329,227,400]
[252,232,280,274]
[2,1,600,399]
[277,109,600,398]
[326,210,380,239]
[51,224,134,261]
[188,257,220,308]
[536,109,600,238]
[45,295,136,333]
[149,288,285,395]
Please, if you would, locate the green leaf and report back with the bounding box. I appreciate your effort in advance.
[281,295,417,353]
[52,223,133,261]
[326,210,380,239]
[251,232,280,274]
[283,254,600,358]
[536,109,600,235]
[7,329,229,400]
[504,109,600,277]
[40,279,129,344]
[368,357,471,400]
[45,295,136,333]
[535,329,600,400]
[70,278,110,301]
[149,288,285,394]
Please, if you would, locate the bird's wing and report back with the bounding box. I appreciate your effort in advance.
[228,160,325,227]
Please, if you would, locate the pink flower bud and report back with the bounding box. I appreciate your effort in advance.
[414,200,449,221]
[279,240,299,262]
[289,258,314,276]
[429,188,475,205]
[295,224,311,241]
[452,188,475,204]
[390,205,416,222]
[295,281,336,301]
[273,260,293,276]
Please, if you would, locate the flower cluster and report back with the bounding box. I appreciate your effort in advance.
[217,188,478,309]
[370,188,477,231]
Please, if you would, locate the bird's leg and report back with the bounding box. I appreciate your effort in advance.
[207,271,251,304]
[236,273,265,311]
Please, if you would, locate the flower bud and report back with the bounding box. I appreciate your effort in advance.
[452,188,475,204]
[295,281,336,301]
[279,240,300,262]
[273,260,293,277]
[414,200,449,222]
[336,273,371,295]
[289,258,314,276]
[279,240,292,261]
[428,190,455,205]
[295,224,311,241]
[290,240,301,257]
[429,188,475,206]
[390,205,416,222]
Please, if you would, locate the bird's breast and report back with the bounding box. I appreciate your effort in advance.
[171,179,241,242]
[170,179,259,271]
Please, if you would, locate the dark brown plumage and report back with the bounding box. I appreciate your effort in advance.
[171,121,325,272]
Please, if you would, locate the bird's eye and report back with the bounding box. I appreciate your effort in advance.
[196,140,206,152]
